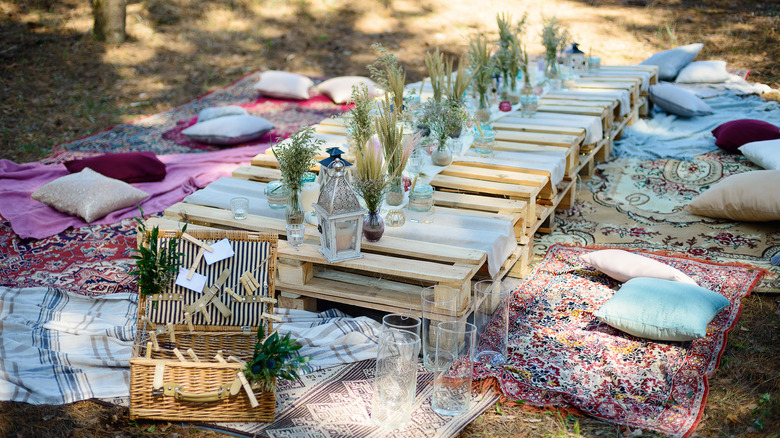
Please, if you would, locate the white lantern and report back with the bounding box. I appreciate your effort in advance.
[565,43,588,76]
[313,159,367,263]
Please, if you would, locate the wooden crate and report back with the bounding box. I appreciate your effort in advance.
[130,229,279,422]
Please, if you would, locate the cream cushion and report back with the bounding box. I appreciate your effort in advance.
[581,249,698,285]
[739,139,780,170]
[316,76,378,104]
[640,43,704,81]
[675,60,731,84]
[253,71,313,100]
[31,167,149,222]
[685,170,780,221]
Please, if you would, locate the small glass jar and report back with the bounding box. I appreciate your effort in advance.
[472,130,496,155]
[300,172,317,185]
[409,183,434,213]
[385,209,406,227]
[265,180,289,210]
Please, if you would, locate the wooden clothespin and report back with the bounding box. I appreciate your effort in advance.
[184,312,194,332]
[182,233,214,280]
[186,348,201,362]
[236,372,259,408]
[198,302,211,324]
[166,322,176,344]
[145,342,153,359]
[143,316,157,331]
[173,348,187,362]
[149,331,160,351]
[262,312,282,323]
[224,286,244,302]
[214,351,227,363]
[240,274,255,296]
[153,361,166,390]
[227,356,244,365]
[245,272,261,290]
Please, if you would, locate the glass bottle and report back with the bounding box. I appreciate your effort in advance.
[362,210,385,242]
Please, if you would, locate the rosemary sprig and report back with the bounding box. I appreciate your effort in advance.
[272,126,324,193]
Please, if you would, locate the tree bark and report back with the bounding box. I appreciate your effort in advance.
[93,0,126,44]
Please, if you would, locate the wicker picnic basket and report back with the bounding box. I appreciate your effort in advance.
[129,228,279,422]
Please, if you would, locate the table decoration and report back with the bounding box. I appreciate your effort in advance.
[368,43,405,117]
[431,321,476,416]
[130,209,186,303]
[353,133,389,242]
[468,34,497,124]
[346,83,375,152]
[370,328,421,428]
[495,12,527,104]
[540,16,570,90]
[420,97,469,166]
[314,159,366,262]
[376,95,419,206]
[272,126,324,226]
[244,324,311,393]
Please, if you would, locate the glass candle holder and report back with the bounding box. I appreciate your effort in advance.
[265,180,289,210]
[230,197,248,220]
[409,183,434,213]
[472,130,496,155]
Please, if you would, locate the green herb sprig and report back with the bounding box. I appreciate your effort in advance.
[272,126,324,193]
[347,83,375,154]
[244,324,310,393]
[541,16,570,62]
[130,207,186,298]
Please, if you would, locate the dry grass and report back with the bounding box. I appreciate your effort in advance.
[1,0,779,437]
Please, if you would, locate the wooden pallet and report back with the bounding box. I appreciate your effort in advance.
[147,207,530,318]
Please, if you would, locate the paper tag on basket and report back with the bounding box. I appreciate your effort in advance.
[175,268,207,293]
[203,238,234,265]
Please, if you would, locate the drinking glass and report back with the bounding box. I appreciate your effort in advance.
[421,285,459,371]
[382,313,421,338]
[407,146,426,175]
[285,224,305,247]
[230,197,248,220]
[371,328,421,428]
[431,321,476,416]
[473,280,509,366]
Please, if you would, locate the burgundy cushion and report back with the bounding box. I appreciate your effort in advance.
[64,151,167,183]
[712,119,780,153]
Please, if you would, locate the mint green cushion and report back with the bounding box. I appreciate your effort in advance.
[594,277,730,341]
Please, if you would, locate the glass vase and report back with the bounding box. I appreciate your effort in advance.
[285,189,304,225]
[386,175,404,206]
[431,141,453,166]
[363,210,385,242]
[545,57,562,90]
[475,92,491,124]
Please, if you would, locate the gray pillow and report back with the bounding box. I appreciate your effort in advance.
[640,43,703,81]
[182,114,275,145]
[197,105,247,122]
[649,83,713,117]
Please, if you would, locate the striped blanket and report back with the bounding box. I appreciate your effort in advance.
[0,286,380,404]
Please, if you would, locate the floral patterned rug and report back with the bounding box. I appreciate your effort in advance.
[475,244,763,438]
[537,151,779,292]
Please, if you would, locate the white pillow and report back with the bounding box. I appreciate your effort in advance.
[182,114,275,145]
[739,139,780,170]
[640,43,703,81]
[675,60,731,84]
[649,83,713,117]
[197,105,247,122]
[316,76,377,104]
[580,249,698,285]
[31,167,149,222]
[253,71,314,100]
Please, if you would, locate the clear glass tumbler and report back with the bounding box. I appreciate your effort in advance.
[473,280,509,366]
[230,197,249,220]
[371,328,421,429]
[421,285,459,371]
[285,224,305,247]
[431,321,476,416]
[382,313,421,339]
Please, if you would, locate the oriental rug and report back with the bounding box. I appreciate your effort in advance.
[212,358,499,438]
[537,151,779,292]
[474,244,763,438]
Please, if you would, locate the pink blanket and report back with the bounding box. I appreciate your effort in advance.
[0,145,270,240]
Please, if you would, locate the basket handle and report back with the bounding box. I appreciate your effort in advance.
[163,383,230,402]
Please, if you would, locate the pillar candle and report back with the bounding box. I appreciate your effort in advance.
[300,181,321,214]
[335,221,357,252]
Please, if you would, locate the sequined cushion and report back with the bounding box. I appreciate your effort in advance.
[32,167,149,222]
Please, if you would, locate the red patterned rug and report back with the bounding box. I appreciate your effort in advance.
[474,244,763,438]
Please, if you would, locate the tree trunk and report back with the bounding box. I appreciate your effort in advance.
[93,0,126,44]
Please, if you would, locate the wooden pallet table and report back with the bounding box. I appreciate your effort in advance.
[147,203,530,318]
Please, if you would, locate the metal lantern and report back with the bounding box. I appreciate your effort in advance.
[565,43,588,76]
[313,159,366,263]
[318,147,353,188]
